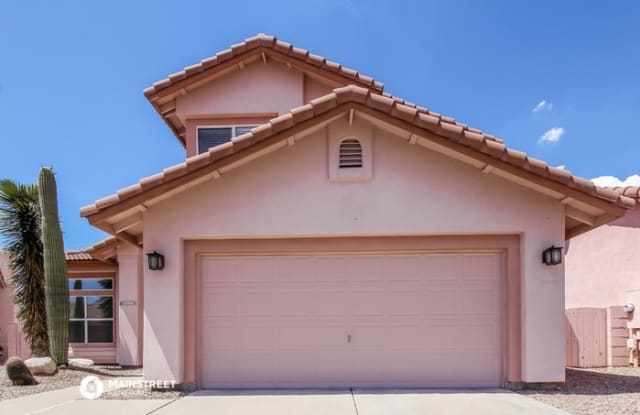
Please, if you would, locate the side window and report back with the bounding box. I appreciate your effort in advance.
[197,127,233,154]
[68,277,115,344]
[197,126,257,154]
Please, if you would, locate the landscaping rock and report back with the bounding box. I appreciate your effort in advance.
[6,357,37,385]
[69,358,94,368]
[24,356,57,375]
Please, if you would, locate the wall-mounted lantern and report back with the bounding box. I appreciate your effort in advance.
[146,251,165,271]
[542,245,563,266]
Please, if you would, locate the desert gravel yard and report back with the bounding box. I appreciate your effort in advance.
[521,367,640,415]
[1,364,186,401]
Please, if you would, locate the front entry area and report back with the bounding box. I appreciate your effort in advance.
[197,249,504,389]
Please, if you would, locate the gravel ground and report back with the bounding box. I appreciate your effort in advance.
[0,364,147,400]
[521,367,640,415]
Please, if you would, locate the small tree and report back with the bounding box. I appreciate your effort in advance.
[0,180,49,356]
[38,168,69,365]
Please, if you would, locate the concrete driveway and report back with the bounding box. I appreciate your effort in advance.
[153,389,572,415]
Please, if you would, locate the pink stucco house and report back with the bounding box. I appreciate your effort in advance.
[564,186,640,367]
[566,186,640,309]
[1,34,636,389]
[0,237,140,365]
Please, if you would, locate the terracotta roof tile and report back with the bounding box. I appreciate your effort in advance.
[310,92,338,114]
[144,34,383,98]
[209,141,235,158]
[65,237,120,261]
[82,86,635,220]
[416,112,440,129]
[609,186,640,199]
[65,250,94,261]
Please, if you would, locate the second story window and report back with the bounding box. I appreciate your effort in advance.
[197,125,257,154]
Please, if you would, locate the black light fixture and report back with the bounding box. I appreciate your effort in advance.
[147,251,165,271]
[542,245,563,266]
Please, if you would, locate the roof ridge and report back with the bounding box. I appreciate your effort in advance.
[144,33,383,98]
[81,85,635,220]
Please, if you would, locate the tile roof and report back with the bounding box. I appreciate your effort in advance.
[609,186,640,199]
[85,236,119,255]
[65,250,94,261]
[65,237,119,261]
[144,33,383,98]
[81,85,634,221]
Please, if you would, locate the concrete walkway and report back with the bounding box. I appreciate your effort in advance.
[1,387,573,415]
[154,389,573,415]
[0,377,172,415]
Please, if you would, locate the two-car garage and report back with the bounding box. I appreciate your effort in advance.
[196,248,504,388]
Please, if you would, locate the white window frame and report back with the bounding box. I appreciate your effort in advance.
[69,280,115,344]
[68,277,114,291]
[196,125,257,154]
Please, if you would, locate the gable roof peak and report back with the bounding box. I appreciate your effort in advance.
[144,34,384,99]
[82,84,634,240]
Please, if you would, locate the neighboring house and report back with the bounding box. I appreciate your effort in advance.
[564,186,640,367]
[3,34,637,389]
[0,237,142,366]
[566,186,640,308]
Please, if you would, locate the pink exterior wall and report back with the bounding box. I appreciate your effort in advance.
[565,206,640,309]
[303,75,333,102]
[176,61,304,120]
[1,250,142,365]
[116,244,143,366]
[176,61,336,157]
[0,252,13,361]
[141,115,567,384]
[0,252,30,361]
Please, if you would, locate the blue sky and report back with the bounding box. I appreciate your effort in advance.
[1,1,639,249]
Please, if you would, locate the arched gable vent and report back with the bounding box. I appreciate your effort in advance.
[339,138,363,168]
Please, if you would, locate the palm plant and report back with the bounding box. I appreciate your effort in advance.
[0,179,49,356]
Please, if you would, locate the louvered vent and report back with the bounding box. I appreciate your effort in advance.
[339,139,363,168]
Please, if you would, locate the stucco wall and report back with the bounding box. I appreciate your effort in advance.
[1,250,135,364]
[565,206,640,309]
[142,116,566,384]
[176,61,304,119]
[0,252,12,361]
[176,62,336,158]
[116,244,143,366]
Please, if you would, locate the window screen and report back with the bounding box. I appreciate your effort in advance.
[235,125,255,136]
[198,127,233,154]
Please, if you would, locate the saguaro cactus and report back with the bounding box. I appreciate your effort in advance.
[38,167,69,365]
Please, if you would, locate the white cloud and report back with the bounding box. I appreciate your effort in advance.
[591,175,640,187]
[533,100,553,112]
[538,127,564,144]
[555,165,566,170]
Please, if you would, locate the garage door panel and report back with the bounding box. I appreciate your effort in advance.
[198,252,502,388]
[461,292,499,314]
[462,254,499,281]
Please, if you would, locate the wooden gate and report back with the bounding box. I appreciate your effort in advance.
[566,308,607,367]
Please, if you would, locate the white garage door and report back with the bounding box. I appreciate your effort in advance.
[198,252,502,388]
